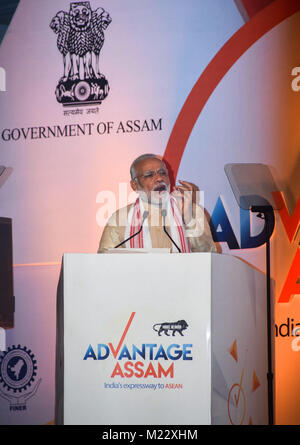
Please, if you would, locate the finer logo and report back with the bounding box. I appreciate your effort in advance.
[0,345,42,411]
[0,67,6,92]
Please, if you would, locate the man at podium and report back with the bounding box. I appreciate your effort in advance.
[98,154,216,253]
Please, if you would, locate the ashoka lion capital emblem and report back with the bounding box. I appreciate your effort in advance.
[50,1,111,106]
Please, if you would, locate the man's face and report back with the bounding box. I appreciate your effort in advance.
[130,157,170,203]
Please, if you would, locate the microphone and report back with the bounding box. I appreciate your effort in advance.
[161,208,181,253]
[114,210,149,248]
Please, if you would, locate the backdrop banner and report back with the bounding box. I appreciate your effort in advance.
[0,0,299,425]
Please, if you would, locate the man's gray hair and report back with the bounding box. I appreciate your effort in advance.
[130,153,165,180]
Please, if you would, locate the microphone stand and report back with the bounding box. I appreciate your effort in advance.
[162,209,181,253]
[251,205,274,426]
[114,211,148,249]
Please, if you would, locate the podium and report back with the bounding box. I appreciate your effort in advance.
[55,253,270,425]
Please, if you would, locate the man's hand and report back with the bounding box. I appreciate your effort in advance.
[171,180,199,225]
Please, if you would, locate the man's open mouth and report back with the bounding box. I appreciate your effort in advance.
[153,184,167,192]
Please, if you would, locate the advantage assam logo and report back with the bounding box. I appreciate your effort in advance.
[83,312,193,379]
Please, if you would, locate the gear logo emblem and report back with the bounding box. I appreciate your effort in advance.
[0,345,41,412]
[0,345,37,392]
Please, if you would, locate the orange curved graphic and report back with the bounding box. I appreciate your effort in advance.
[227,381,246,424]
[163,0,300,180]
[229,339,238,362]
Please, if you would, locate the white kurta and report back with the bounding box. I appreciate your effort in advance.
[98,202,217,253]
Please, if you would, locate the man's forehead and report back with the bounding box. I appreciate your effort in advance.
[136,157,166,171]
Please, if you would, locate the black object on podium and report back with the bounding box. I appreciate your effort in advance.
[0,217,14,328]
[0,166,14,328]
[225,162,281,426]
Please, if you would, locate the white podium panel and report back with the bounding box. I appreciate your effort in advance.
[55,253,269,425]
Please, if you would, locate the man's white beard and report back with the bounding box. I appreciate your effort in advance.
[138,184,170,206]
